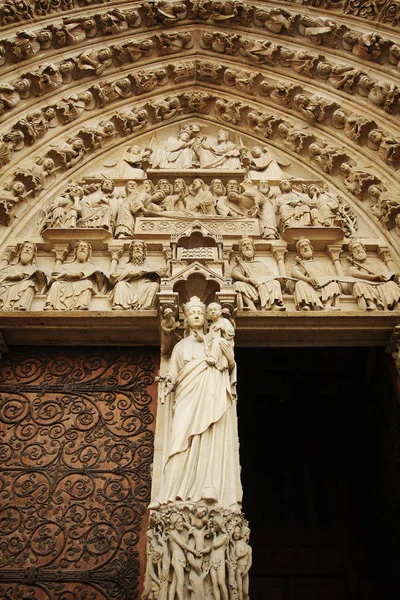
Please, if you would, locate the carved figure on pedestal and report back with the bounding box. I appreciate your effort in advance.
[204,514,230,600]
[79,179,115,232]
[275,179,311,230]
[42,183,83,229]
[149,296,242,509]
[0,241,46,311]
[231,524,252,600]
[151,128,196,169]
[308,184,340,226]
[231,236,285,311]
[347,239,400,310]
[197,130,242,170]
[168,513,201,600]
[110,240,166,310]
[291,237,341,311]
[44,241,106,311]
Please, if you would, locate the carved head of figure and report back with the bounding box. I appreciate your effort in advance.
[129,240,147,265]
[191,178,206,192]
[192,502,208,519]
[226,179,241,194]
[308,184,321,198]
[258,181,271,195]
[101,179,115,194]
[74,240,92,263]
[367,129,383,150]
[206,302,222,323]
[279,179,293,193]
[125,180,138,194]
[296,237,314,260]
[251,146,264,158]
[18,241,36,265]
[170,513,184,531]
[217,129,229,143]
[178,129,191,142]
[331,109,347,129]
[42,157,55,173]
[212,514,226,533]
[183,296,206,336]
[348,239,367,262]
[238,236,256,262]
[11,181,26,198]
[71,138,85,153]
[141,180,154,194]
[173,178,188,196]
[210,179,225,197]
[155,179,173,195]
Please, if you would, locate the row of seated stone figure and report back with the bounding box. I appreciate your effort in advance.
[42,177,348,240]
[1,237,399,313]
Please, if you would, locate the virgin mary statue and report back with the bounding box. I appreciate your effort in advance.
[150,297,243,510]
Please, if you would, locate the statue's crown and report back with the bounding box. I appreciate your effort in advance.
[183,296,205,314]
[295,236,311,252]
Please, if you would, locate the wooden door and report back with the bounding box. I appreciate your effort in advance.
[0,347,159,599]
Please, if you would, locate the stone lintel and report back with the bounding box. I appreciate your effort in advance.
[0,312,399,347]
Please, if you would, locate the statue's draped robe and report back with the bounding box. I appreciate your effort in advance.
[198,140,241,170]
[292,259,341,309]
[154,335,242,509]
[232,259,283,309]
[46,262,104,310]
[349,259,400,309]
[110,261,160,309]
[0,263,46,310]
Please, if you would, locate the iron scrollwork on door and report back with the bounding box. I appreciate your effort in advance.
[0,348,158,599]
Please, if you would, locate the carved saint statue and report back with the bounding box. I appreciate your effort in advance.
[110,239,167,310]
[149,297,242,510]
[347,239,400,310]
[231,236,285,311]
[0,241,46,311]
[44,241,106,311]
[291,237,341,311]
[196,129,242,170]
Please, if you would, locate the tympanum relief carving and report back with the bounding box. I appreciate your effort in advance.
[1,117,397,315]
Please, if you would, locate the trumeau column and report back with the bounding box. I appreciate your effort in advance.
[144,294,251,600]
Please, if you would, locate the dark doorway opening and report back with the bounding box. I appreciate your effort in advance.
[236,346,398,600]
